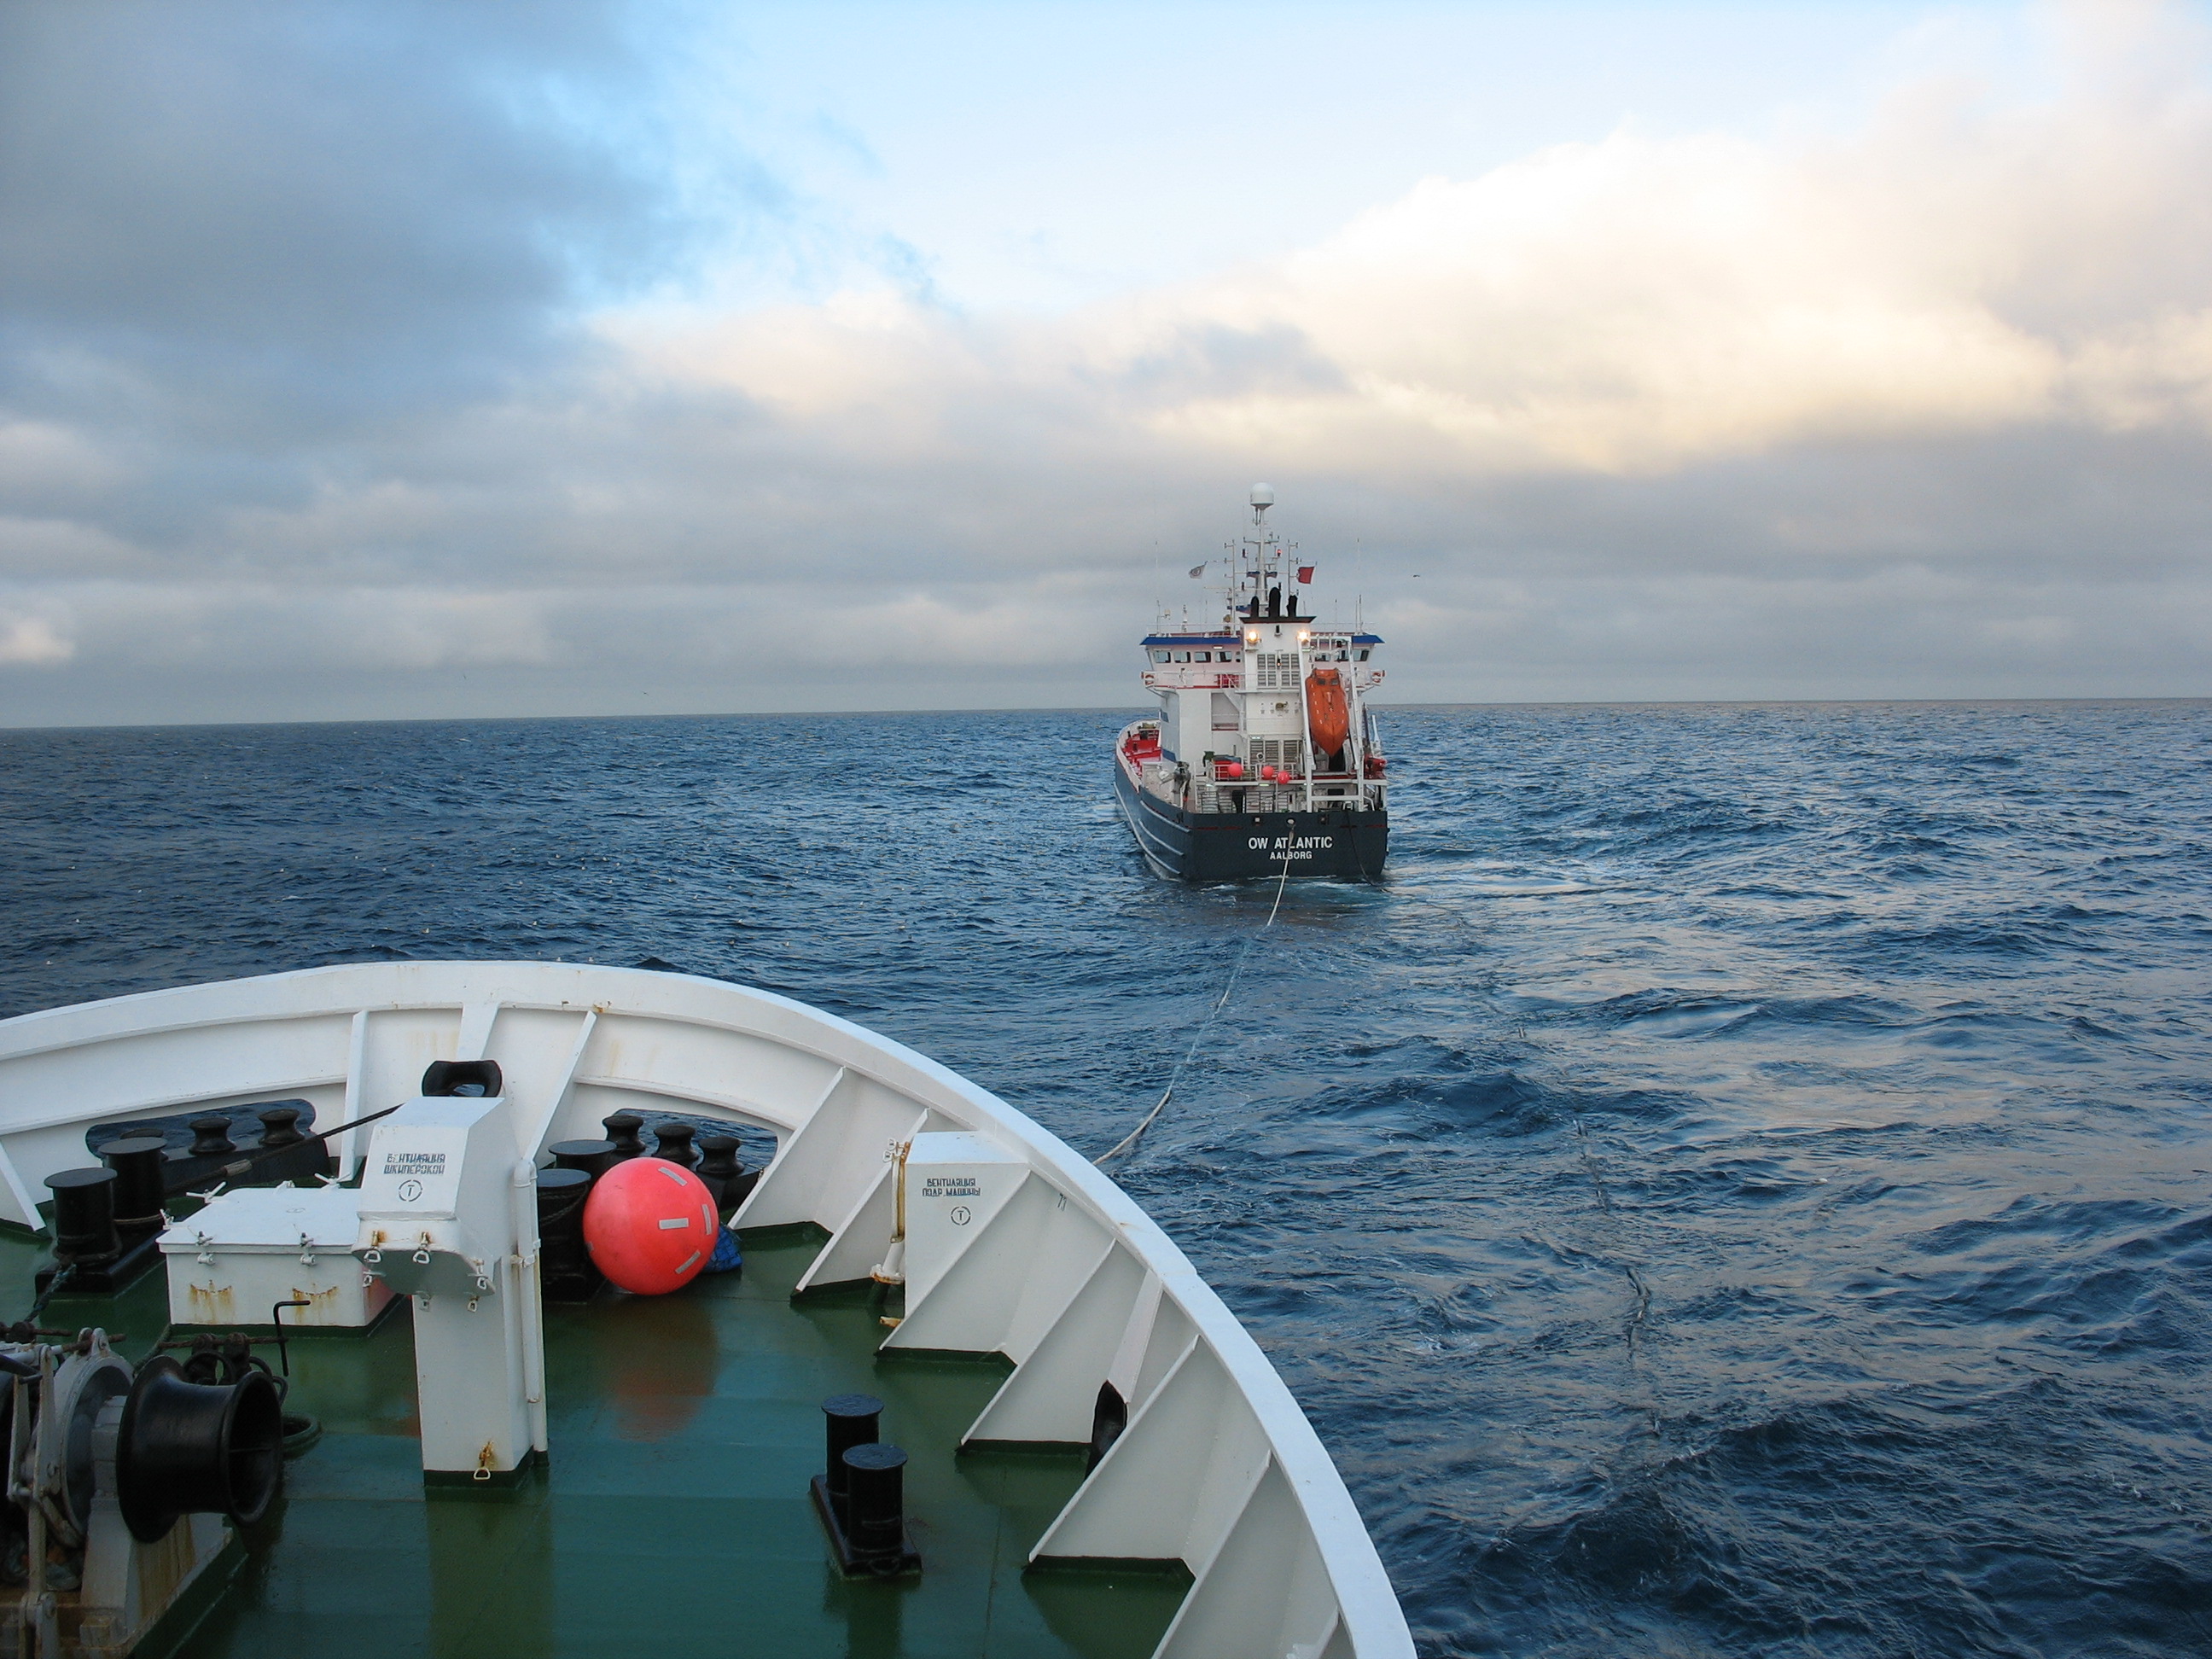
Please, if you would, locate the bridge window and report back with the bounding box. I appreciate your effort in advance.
[1354,649,1371,661]
[1150,649,1170,663]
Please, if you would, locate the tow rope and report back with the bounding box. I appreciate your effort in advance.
[1095,854,1295,1167]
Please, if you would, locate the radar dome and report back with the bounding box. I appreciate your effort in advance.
[1250,483,1275,508]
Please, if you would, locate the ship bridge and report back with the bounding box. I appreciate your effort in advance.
[1138,626,1384,777]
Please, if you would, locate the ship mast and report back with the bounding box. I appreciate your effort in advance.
[1242,482,1274,619]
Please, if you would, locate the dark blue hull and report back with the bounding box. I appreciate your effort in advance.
[1114,762,1388,882]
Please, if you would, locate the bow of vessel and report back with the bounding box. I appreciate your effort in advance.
[0,961,1414,1658]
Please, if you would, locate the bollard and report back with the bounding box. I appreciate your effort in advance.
[651,1122,699,1169]
[841,1443,910,1564]
[820,1393,882,1523]
[48,1167,122,1266]
[100,1137,169,1246]
[549,1139,617,1178]
[189,1117,236,1158]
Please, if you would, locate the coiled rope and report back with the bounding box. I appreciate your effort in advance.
[1094,854,1295,1166]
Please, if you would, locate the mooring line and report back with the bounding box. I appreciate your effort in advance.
[1569,1105,1662,1402]
[1095,856,1295,1166]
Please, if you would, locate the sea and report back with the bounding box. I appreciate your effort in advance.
[4,700,2209,1657]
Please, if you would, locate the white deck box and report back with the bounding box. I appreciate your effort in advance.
[901,1131,1027,1305]
[159,1185,395,1330]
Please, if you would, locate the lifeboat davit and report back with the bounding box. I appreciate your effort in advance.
[1306,667,1351,760]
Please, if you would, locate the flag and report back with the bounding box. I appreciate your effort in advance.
[1296,565,1315,584]
[1187,563,1207,578]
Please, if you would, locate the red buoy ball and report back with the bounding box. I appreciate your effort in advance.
[581,1156,722,1295]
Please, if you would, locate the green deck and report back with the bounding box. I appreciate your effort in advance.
[1,1230,1190,1659]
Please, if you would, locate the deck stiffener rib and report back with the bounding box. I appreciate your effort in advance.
[964,1245,1149,1446]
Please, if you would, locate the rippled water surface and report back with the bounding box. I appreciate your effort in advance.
[5,701,2210,1656]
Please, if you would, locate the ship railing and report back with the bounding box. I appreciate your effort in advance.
[1192,781,1381,815]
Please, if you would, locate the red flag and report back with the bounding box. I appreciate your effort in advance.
[1295,565,1314,584]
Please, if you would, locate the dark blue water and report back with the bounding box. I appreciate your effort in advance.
[5,701,2210,1657]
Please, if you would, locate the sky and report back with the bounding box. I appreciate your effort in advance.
[2,0,2209,726]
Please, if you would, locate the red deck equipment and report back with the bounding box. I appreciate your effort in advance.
[584,1156,721,1295]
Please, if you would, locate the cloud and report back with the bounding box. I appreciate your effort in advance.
[0,605,73,667]
[0,0,710,443]
[2,2,2209,725]
[632,13,2212,480]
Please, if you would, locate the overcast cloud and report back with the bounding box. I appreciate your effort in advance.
[2,0,2208,725]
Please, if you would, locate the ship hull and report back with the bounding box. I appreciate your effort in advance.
[1115,760,1388,882]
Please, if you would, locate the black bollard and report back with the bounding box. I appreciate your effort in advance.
[841,1443,913,1569]
[47,1167,121,1266]
[820,1393,882,1523]
[535,1169,599,1301]
[100,1137,169,1246]
[189,1117,236,1158]
[257,1105,305,1149]
[253,1103,335,1181]
[601,1114,646,1161]
[651,1122,699,1169]
[548,1139,616,1178]
[696,1135,744,1208]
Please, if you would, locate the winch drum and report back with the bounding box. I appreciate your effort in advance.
[114,1355,283,1542]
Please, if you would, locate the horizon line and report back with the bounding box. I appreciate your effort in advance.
[4,693,2208,737]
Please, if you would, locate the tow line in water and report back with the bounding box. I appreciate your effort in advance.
[1094,857,1295,1166]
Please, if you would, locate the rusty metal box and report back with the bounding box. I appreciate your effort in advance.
[158,1184,394,1329]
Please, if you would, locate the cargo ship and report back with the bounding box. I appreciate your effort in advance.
[1115,486,1388,882]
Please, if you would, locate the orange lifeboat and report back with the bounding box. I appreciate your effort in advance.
[1306,667,1350,761]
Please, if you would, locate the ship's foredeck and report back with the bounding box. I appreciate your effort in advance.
[2,1227,1189,1659]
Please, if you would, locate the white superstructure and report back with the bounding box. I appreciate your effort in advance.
[1126,486,1388,818]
